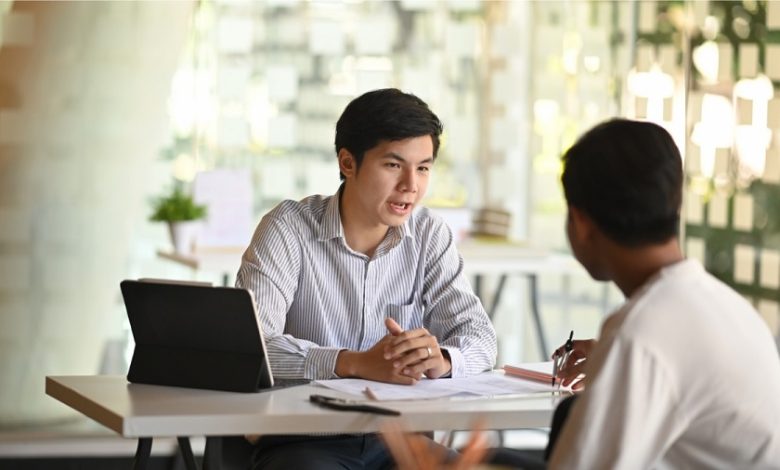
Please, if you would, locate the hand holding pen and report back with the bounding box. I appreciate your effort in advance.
[551,333,596,391]
[551,331,574,388]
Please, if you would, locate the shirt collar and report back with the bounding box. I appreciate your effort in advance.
[317,185,416,243]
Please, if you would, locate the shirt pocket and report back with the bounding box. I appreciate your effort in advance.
[385,301,424,331]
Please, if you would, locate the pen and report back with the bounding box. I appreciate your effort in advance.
[309,394,401,416]
[552,330,574,388]
[363,386,379,401]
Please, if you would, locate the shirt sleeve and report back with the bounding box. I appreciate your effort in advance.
[422,222,497,377]
[235,214,341,380]
[549,337,684,469]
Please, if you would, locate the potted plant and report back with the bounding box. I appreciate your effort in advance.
[149,183,208,254]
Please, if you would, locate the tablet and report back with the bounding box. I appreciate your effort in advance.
[121,279,275,393]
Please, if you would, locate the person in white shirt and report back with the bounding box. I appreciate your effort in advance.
[547,119,780,469]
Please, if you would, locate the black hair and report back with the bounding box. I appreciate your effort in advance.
[334,88,443,180]
[561,119,683,246]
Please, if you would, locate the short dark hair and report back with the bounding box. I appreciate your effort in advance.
[561,119,683,246]
[334,88,443,180]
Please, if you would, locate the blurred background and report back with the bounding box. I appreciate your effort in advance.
[1,0,779,451]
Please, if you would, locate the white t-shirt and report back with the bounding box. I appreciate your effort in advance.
[550,259,780,469]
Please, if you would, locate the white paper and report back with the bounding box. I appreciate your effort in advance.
[309,21,345,56]
[768,0,780,30]
[740,43,759,78]
[216,16,253,54]
[766,45,780,81]
[261,160,297,199]
[718,43,733,82]
[355,18,395,55]
[315,370,554,402]
[760,250,780,289]
[218,117,250,148]
[638,1,657,34]
[218,65,251,99]
[708,193,728,228]
[267,65,299,103]
[734,244,755,284]
[193,169,253,248]
[686,237,705,264]
[267,113,297,148]
[400,0,436,11]
[733,193,753,231]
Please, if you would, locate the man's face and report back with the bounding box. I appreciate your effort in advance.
[343,136,434,228]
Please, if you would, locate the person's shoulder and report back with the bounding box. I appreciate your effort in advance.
[265,194,331,223]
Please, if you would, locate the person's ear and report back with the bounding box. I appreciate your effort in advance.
[338,149,357,179]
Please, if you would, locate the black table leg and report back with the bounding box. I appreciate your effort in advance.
[202,436,222,470]
[133,438,153,470]
[177,437,199,470]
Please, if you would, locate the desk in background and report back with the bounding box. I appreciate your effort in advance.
[46,375,562,470]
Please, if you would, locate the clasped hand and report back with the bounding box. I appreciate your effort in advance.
[382,317,451,382]
[335,318,451,384]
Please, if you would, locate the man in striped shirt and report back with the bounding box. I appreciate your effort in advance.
[236,88,497,469]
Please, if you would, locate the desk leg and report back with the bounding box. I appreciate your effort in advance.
[473,274,508,321]
[133,438,152,470]
[177,437,199,470]
[202,436,222,470]
[528,275,549,358]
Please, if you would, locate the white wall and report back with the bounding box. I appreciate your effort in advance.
[0,0,193,425]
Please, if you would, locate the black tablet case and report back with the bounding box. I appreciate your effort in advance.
[121,280,274,393]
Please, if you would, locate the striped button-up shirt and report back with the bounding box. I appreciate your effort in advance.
[236,190,497,380]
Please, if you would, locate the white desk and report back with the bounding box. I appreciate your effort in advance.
[157,243,583,359]
[47,375,562,469]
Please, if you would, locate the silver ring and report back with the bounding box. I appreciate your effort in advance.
[426,347,433,358]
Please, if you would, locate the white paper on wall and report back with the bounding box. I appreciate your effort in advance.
[765,45,780,81]
[760,250,780,289]
[218,117,250,148]
[309,21,345,55]
[638,1,657,34]
[734,244,755,284]
[261,159,297,199]
[267,65,299,103]
[355,17,395,55]
[218,65,252,99]
[216,16,253,54]
[193,169,253,248]
[708,193,728,228]
[768,0,780,30]
[733,193,754,231]
[739,43,759,78]
[685,237,705,264]
[267,113,298,148]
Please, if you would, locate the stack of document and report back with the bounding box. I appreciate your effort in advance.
[315,365,557,401]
